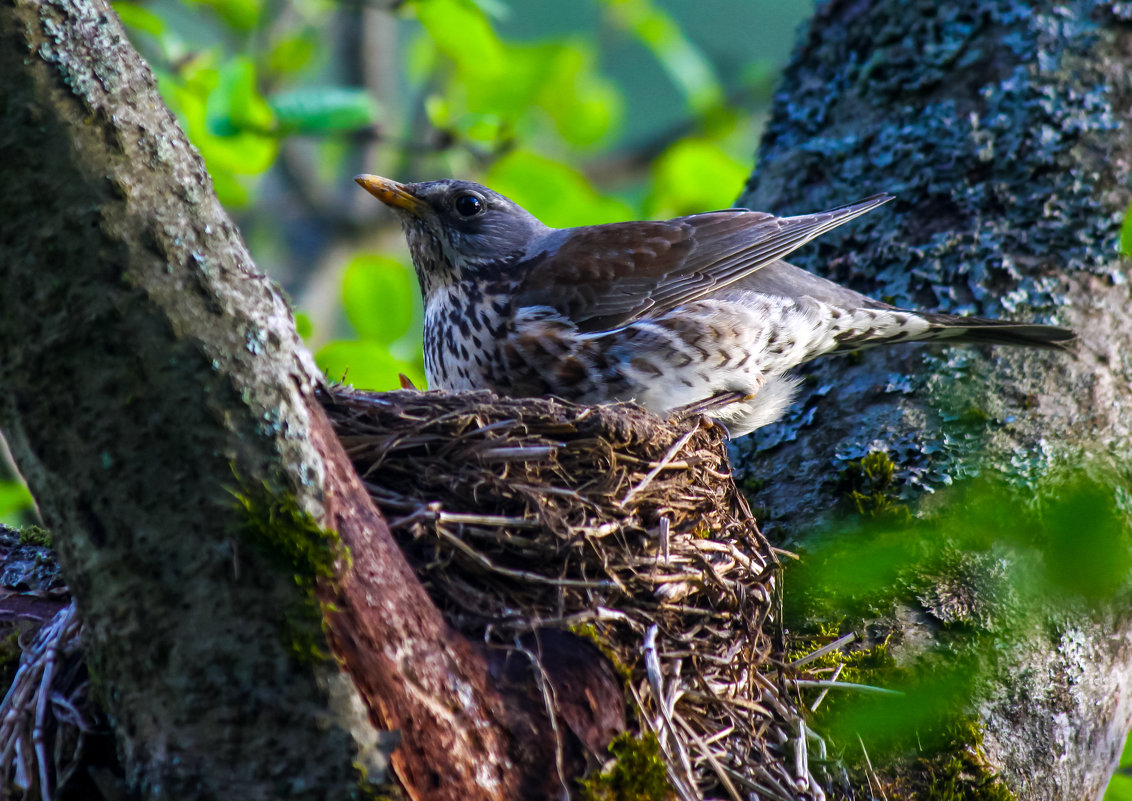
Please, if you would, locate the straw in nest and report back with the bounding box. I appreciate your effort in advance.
[323,386,833,800]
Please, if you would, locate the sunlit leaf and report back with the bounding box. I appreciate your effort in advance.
[341,254,418,344]
[1105,736,1132,800]
[463,42,545,118]
[647,137,748,217]
[424,94,453,129]
[266,34,317,76]
[601,0,723,114]
[822,661,978,752]
[538,42,621,147]
[206,56,276,136]
[113,1,164,36]
[1040,480,1130,599]
[269,87,379,134]
[316,340,417,391]
[209,170,250,207]
[0,480,34,527]
[1105,775,1132,801]
[294,311,313,340]
[184,0,262,32]
[413,0,505,79]
[486,150,635,228]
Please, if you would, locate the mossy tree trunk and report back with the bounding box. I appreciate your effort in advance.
[0,0,608,798]
[738,1,1132,798]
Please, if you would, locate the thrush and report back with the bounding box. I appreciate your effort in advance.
[355,175,1075,437]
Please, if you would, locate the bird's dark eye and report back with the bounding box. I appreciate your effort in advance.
[454,193,484,218]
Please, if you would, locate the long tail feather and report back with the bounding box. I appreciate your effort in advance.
[916,312,1076,351]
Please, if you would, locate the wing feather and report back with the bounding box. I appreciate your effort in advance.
[516,194,893,331]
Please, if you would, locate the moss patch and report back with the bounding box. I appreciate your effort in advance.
[789,621,895,686]
[838,451,910,522]
[579,732,673,801]
[569,623,634,686]
[18,525,52,547]
[877,718,1016,801]
[231,479,347,665]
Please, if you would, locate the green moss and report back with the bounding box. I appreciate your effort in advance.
[232,480,341,584]
[353,778,403,801]
[789,621,895,686]
[569,623,633,685]
[231,479,347,664]
[883,718,1015,801]
[18,525,52,547]
[578,732,673,801]
[838,451,911,522]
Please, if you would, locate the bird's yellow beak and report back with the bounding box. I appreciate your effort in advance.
[354,174,429,216]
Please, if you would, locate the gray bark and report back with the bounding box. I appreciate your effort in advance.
[737,1,1132,798]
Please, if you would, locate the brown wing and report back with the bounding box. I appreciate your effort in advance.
[515,194,893,332]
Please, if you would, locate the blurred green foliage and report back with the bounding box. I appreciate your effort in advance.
[1122,202,1132,258]
[0,479,34,528]
[787,472,1132,780]
[1105,735,1132,801]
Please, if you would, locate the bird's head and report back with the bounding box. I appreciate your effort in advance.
[355,175,550,295]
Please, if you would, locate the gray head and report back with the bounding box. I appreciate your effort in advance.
[355,175,550,295]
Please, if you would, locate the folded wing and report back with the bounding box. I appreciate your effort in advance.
[515,194,894,332]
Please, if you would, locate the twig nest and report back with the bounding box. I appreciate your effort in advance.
[323,387,817,800]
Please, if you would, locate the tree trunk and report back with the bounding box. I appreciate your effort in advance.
[0,0,611,798]
[738,1,1132,798]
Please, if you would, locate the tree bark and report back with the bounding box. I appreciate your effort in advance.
[738,1,1132,798]
[0,0,612,798]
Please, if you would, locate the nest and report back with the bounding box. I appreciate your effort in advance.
[324,387,826,801]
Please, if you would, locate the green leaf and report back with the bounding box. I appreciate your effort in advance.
[646,137,748,218]
[266,34,317,76]
[485,150,635,228]
[206,56,276,137]
[113,1,164,36]
[1105,775,1132,801]
[601,0,723,115]
[294,311,313,340]
[1121,202,1132,258]
[269,87,379,134]
[413,0,505,79]
[537,42,621,147]
[316,340,419,391]
[0,480,34,527]
[184,0,262,32]
[1105,734,1132,800]
[341,254,418,344]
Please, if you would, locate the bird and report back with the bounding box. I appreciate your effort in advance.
[354,175,1075,437]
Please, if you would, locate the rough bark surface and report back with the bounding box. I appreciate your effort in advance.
[0,0,611,798]
[737,1,1132,798]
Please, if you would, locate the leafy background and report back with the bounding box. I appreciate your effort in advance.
[1,0,1130,793]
